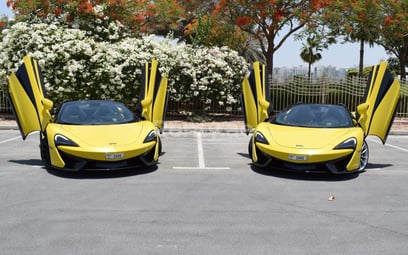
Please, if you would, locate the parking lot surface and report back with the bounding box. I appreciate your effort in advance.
[1,130,408,255]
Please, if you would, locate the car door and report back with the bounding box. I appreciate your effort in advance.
[138,59,169,131]
[8,56,53,139]
[241,61,272,134]
[357,62,400,144]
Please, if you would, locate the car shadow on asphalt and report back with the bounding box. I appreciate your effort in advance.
[46,166,158,179]
[249,164,359,181]
[365,162,393,169]
[239,152,394,181]
[8,159,158,179]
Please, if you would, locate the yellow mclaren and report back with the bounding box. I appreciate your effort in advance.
[8,56,168,171]
[242,62,400,174]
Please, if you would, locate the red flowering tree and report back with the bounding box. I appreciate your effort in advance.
[213,0,334,77]
[323,0,383,77]
[324,0,407,79]
[6,0,153,35]
[375,0,408,80]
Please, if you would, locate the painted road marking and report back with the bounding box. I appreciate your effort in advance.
[0,136,21,145]
[173,132,230,170]
[197,132,205,168]
[367,137,408,152]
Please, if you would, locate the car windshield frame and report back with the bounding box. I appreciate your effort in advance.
[55,100,139,125]
[272,104,354,128]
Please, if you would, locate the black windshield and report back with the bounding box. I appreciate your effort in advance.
[56,100,138,125]
[272,104,353,128]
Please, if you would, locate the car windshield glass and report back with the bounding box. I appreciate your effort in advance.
[56,100,138,125]
[272,104,353,128]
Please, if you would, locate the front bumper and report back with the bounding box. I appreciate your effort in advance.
[254,145,358,174]
[50,146,157,171]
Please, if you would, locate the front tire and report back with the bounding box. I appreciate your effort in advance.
[40,133,51,167]
[248,136,268,165]
[358,140,369,172]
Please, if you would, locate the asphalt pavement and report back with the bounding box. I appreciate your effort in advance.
[1,130,408,255]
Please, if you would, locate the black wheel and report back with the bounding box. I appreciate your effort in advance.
[358,140,369,172]
[248,137,253,159]
[40,133,51,166]
[158,136,162,155]
[143,137,161,164]
[248,136,268,165]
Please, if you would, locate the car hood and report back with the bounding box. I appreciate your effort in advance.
[267,124,354,149]
[52,121,155,147]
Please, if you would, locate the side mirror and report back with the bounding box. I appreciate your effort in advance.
[356,103,369,116]
[42,98,54,111]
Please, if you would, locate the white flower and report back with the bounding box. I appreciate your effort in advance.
[0,20,248,111]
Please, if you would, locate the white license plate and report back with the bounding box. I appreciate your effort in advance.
[105,153,124,159]
[288,154,307,161]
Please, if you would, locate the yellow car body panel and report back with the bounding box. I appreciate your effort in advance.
[242,76,257,133]
[357,62,400,144]
[8,56,167,171]
[253,122,365,172]
[47,121,155,159]
[8,56,53,139]
[140,59,169,131]
[242,61,399,173]
[241,62,271,134]
[46,118,158,170]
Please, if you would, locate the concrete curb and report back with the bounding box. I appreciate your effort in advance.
[163,127,246,134]
[0,125,18,131]
[1,124,408,135]
[389,130,408,136]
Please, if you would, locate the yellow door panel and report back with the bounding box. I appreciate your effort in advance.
[242,76,258,134]
[8,73,42,139]
[241,62,271,134]
[139,59,168,131]
[357,62,400,143]
[8,56,53,139]
[152,76,168,130]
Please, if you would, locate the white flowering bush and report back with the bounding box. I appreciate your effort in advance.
[0,20,248,113]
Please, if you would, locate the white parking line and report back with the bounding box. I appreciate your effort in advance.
[173,166,231,170]
[384,143,408,152]
[173,132,230,170]
[0,136,21,145]
[197,132,205,168]
[367,137,408,152]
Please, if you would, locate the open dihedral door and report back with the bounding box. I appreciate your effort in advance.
[8,56,53,139]
[357,62,400,144]
[241,61,272,134]
[139,59,169,131]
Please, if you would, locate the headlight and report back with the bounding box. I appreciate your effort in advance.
[254,131,269,144]
[54,134,78,147]
[143,130,157,143]
[334,138,356,149]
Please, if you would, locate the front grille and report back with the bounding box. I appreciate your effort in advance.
[58,150,154,171]
[259,151,353,174]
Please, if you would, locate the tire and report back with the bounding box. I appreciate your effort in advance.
[143,137,161,164]
[157,137,162,156]
[248,137,253,159]
[358,140,369,172]
[248,136,268,165]
[40,133,51,167]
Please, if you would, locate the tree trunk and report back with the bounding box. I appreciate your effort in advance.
[359,39,364,77]
[266,48,274,81]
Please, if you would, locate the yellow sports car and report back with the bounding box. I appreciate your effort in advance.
[8,56,168,171]
[242,62,400,174]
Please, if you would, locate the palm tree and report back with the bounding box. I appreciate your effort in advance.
[300,36,323,79]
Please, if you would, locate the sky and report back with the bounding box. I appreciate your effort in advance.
[0,0,391,69]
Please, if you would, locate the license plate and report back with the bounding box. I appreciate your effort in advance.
[288,154,307,161]
[105,153,124,159]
